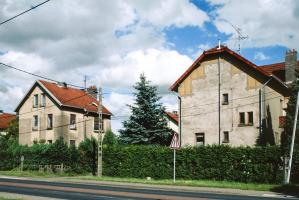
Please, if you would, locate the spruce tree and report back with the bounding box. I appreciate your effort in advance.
[119,74,172,145]
[281,76,299,154]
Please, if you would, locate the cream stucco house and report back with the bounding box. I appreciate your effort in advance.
[170,46,296,147]
[15,80,112,146]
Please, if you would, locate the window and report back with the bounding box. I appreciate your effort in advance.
[41,94,46,107]
[47,114,53,129]
[222,93,229,105]
[32,115,38,130]
[195,133,205,146]
[94,117,104,132]
[69,114,76,130]
[247,112,253,125]
[47,140,52,144]
[70,140,76,146]
[239,112,245,125]
[223,131,229,143]
[33,94,38,107]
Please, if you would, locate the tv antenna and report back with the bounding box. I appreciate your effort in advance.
[227,21,248,53]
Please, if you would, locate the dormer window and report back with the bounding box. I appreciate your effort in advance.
[33,94,38,108]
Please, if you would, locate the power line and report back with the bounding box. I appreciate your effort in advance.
[181,90,277,110]
[0,62,83,88]
[181,95,282,118]
[19,118,92,135]
[0,0,51,26]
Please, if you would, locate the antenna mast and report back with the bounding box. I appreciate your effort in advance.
[228,22,248,53]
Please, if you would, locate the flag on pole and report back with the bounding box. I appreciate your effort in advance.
[170,132,180,149]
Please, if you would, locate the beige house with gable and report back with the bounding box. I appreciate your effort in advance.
[170,46,295,147]
[15,80,112,146]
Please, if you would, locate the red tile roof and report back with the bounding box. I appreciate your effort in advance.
[260,61,299,73]
[39,80,112,115]
[166,112,178,124]
[0,113,16,130]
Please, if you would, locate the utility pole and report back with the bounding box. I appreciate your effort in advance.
[97,87,103,177]
[286,91,299,184]
[217,38,221,145]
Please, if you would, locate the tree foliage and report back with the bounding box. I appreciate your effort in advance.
[119,74,172,146]
[103,129,118,146]
[4,117,19,140]
[281,76,299,154]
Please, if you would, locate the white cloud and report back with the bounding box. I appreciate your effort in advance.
[128,0,209,28]
[209,0,299,49]
[95,48,193,88]
[0,0,206,131]
[254,52,270,61]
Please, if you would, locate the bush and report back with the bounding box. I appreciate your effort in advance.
[1,135,299,184]
[103,145,284,183]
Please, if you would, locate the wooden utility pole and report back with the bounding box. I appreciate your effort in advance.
[97,87,103,177]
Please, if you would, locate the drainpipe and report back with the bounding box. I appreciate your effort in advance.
[259,76,273,136]
[178,96,182,147]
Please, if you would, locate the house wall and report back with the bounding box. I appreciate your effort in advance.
[18,85,111,146]
[178,56,285,147]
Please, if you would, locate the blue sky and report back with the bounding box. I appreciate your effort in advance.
[0,0,298,132]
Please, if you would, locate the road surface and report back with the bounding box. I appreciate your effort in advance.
[0,177,297,200]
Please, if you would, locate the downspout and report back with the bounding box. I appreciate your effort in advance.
[217,40,221,145]
[178,96,182,147]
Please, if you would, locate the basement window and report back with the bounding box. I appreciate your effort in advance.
[223,131,229,143]
[195,133,205,146]
[222,93,229,105]
[70,140,76,146]
[239,112,245,126]
[247,112,253,125]
[47,140,52,144]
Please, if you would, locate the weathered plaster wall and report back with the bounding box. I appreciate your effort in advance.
[179,56,284,147]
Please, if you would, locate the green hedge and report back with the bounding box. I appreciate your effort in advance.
[103,145,284,183]
[1,136,299,183]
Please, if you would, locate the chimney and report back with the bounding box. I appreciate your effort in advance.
[285,49,298,84]
[87,85,97,99]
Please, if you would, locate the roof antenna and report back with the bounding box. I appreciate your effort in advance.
[227,21,248,53]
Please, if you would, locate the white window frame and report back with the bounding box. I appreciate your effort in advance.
[41,93,46,107]
[69,114,76,130]
[33,94,39,108]
[47,114,53,129]
[195,133,205,146]
[32,115,38,130]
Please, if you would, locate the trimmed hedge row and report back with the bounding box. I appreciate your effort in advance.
[1,136,298,183]
[103,145,285,183]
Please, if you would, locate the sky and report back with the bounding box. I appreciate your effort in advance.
[0,0,298,133]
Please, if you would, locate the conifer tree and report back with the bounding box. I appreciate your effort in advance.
[119,74,172,145]
[281,75,299,154]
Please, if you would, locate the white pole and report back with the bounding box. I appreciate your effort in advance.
[286,91,299,184]
[173,149,176,183]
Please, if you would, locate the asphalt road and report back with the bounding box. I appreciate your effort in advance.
[0,178,297,200]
